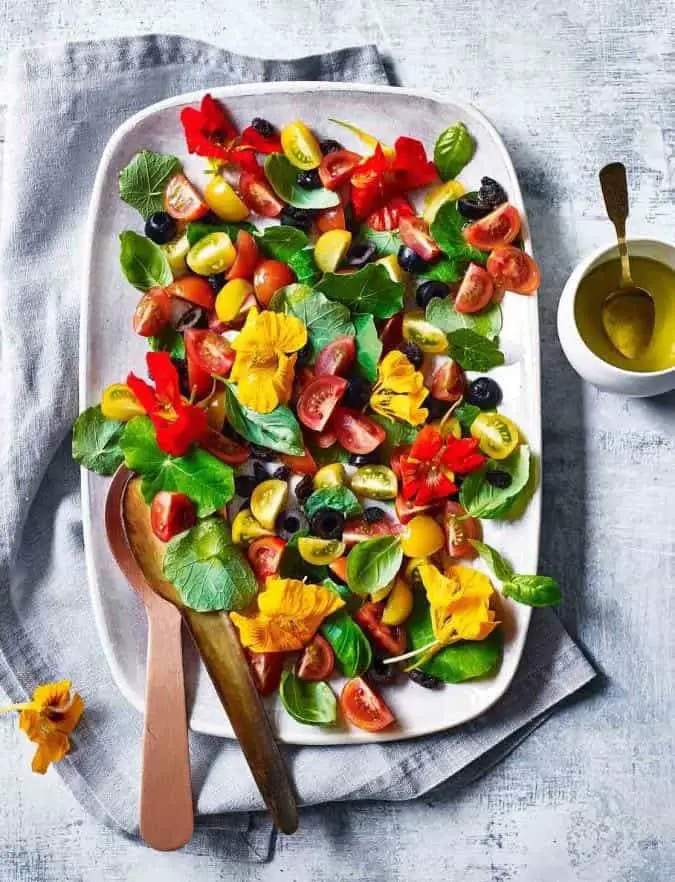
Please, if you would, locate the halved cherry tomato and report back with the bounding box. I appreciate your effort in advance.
[329,556,349,582]
[199,428,250,466]
[486,245,540,294]
[246,650,284,697]
[340,677,395,732]
[331,407,386,455]
[315,203,347,233]
[354,602,407,656]
[247,536,286,580]
[444,500,481,559]
[463,203,521,251]
[399,216,442,261]
[150,491,197,542]
[280,448,318,476]
[342,515,401,544]
[314,336,356,377]
[367,195,414,232]
[296,634,335,681]
[226,230,260,280]
[281,120,322,170]
[186,351,212,400]
[239,172,285,218]
[253,259,296,307]
[297,375,347,431]
[379,312,404,354]
[164,173,209,221]
[166,276,215,311]
[318,150,361,190]
[394,493,435,525]
[184,329,235,377]
[291,366,316,406]
[132,288,171,336]
[313,425,338,448]
[454,263,494,314]
[431,359,465,403]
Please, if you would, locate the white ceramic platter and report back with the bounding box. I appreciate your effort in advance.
[81,82,541,745]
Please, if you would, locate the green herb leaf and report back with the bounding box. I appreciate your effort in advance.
[278,531,330,583]
[72,406,125,476]
[353,314,382,382]
[430,201,486,264]
[256,225,309,261]
[346,536,403,596]
[119,150,181,219]
[321,613,372,677]
[370,414,419,459]
[470,540,515,582]
[289,291,354,359]
[119,230,173,291]
[307,441,351,467]
[317,263,404,319]
[148,327,185,360]
[267,283,314,314]
[279,671,337,725]
[264,154,339,209]
[224,384,304,456]
[446,329,505,371]
[418,257,463,283]
[453,402,481,432]
[163,518,257,612]
[186,220,256,246]
[433,122,475,181]
[322,578,353,604]
[304,486,363,520]
[502,576,561,607]
[287,248,321,286]
[426,297,502,341]
[460,446,531,519]
[120,416,235,517]
[357,225,401,257]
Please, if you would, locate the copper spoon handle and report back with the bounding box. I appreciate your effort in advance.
[599,162,633,286]
[183,608,299,835]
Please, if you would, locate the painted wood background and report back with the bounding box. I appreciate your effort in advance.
[0,1,673,879]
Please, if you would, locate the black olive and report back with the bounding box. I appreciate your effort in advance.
[319,138,342,154]
[280,207,314,230]
[144,211,177,245]
[466,377,503,410]
[349,451,380,466]
[310,508,345,540]
[252,462,269,483]
[409,668,443,689]
[295,475,314,504]
[479,176,508,208]
[207,273,226,293]
[343,203,357,233]
[486,470,512,489]
[249,444,275,461]
[397,245,427,274]
[273,466,291,482]
[364,507,385,523]
[296,340,313,366]
[426,397,449,422]
[234,475,257,499]
[366,657,399,685]
[397,342,424,370]
[173,305,207,332]
[276,510,306,541]
[172,358,190,398]
[457,192,493,221]
[251,117,276,138]
[342,376,372,410]
[416,280,449,309]
[345,241,377,268]
[296,169,322,189]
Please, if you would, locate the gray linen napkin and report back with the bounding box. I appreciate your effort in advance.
[0,35,596,862]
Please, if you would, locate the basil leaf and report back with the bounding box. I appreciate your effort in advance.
[289,291,354,359]
[279,671,337,725]
[460,446,531,519]
[433,122,475,181]
[317,264,404,319]
[264,154,339,209]
[268,283,314,314]
[357,225,401,257]
[453,402,481,432]
[426,297,502,341]
[307,441,351,467]
[346,536,403,596]
[120,416,234,517]
[470,540,515,582]
[370,413,419,460]
[503,576,561,607]
[186,220,256,246]
[430,201,486,264]
[353,314,382,383]
[287,248,321,286]
[119,230,173,291]
[119,150,181,219]
[163,518,257,612]
[72,406,125,476]
[446,329,505,371]
[304,486,363,520]
[256,225,309,261]
[224,384,304,456]
[322,578,353,603]
[418,257,463,283]
[149,327,185,360]
[279,531,330,583]
[321,613,372,677]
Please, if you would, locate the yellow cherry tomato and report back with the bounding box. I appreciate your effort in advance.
[215,278,254,322]
[314,463,346,489]
[404,557,427,588]
[376,254,409,284]
[470,412,520,460]
[382,578,414,625]
[199,382,227,430]
[400,515,445,558]
[250,479,289,531]
[403,310,448,354]
[161,231,190,277]
[101,383,145,421]
[231,509,274,547]
[423,180,465,223]
[298,537,346,565]
[281,120,322,169]
[187,232,236,276]
[204,176,249,221]
[314,229,353,273]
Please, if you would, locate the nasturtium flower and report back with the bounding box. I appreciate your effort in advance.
[0,681,85,774]
[369,351,429,426]
[180,93,261,173]
[230,308,308,413]
[230,577,344,652]
[399,424,485,505]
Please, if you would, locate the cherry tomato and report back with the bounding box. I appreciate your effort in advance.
[184,329,235,377]
[430,359,465,403]
[331,407,386,455]
[150,491,197,542]
[314,335,356,377]
[164,173,209,221]
[444,501,481,559]
[329,556,349,582]
[132,288,171,336]
[281,120,322,170]
[199,428,250,466]
[239,172,285,218]
[296,634,335,681]
[291,366,316,406]
[280,448,318,476]
[101,383,145,421]
[367,195,414,232]
[313,425,338,448]
[342,515,401,544]
[226,230,260,281]
[463,203,521,251]
[398,216,442,261]
[394,493,435,525]
[379,312,404,355]
[246,651,284,697]
[341,677,395,732]
[486,245,540,294]
[166,276,215,311]
[454,263,494,314]
[187,232,236,276]
[204,176,249,222]
[354,602,407,656]
[297,375,347,431]
[253,259,296,307]
[186,349,212,401]
[247,537,286,580]
[318,149,361,190]
[315,203,347,233]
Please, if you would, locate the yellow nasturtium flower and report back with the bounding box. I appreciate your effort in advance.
[369,351,429,426]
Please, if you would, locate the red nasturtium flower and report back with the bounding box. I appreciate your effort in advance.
[127,352,208,456]
[239,125,283,154]
[179,94,261,173]
[399,425,486,506]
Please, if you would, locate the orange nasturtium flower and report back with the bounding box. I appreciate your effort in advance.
[0,681,85,774]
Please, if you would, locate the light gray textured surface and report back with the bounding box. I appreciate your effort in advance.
[0,1,673,880]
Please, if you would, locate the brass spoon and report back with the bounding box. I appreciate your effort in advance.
[599,162,655,359]
[106,466,299,836]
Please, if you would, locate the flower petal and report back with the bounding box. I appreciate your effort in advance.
[237,367,280,413]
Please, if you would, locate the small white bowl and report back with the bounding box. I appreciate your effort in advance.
[557,238,675,397]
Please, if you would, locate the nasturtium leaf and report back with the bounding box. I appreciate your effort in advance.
[119,150,181,219]
[224,384,304,456]
[72,406,125,476]
[446,329,505,371]
[353,314,382,383]
[287,248,321,286]
[268,283,314,314]
[289,291,355,359]
[357,226,402,257]
[279,671,337,725]
[316,264,404,319]
[426,297,502,341]
[370,414,419,459]
[418,257,464,283]
[255,225,309,261]
[346,536,403,596]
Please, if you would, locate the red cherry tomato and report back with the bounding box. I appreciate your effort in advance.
[246,651,284,697]
[315,203,347,233]
[296,634,335,681]
[253,260,296,307]
[184,329,235,376]
[342,515,401,544]
[291,366,316,406]
[329,556,348,582]
[379,313,404,355]
[394,493,435,525]
[133,288,171,337]
[199,428,250,466]
[313,425,338,448]
[150,491,197,542]
[367,195,414,232]
[398,216,442,261]
[280,448,318,476]
[463,203,521,251]
[444,500,481,559]
[239,172,284,218]
[314,335,356,377]
[454,263,494,314]
[331,407,386,455]
[166,276,215,311]
[340,677,395,732]
[247,537,286,580]
[318,150,362,190]
[430,359,465,403]
[226,230,260,281]
[486,245,540,294]
[164,173,209,221]
[354,602,407,656]
[186,349,212,401]
[297,375,348,431]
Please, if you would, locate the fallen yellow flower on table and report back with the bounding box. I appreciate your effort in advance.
[230,576,344,652]
[369,350,429,426]
[0,681,84,774]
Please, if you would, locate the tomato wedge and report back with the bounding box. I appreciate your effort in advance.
[164,173,209,221]
[331,407,386,455]
[133,288,171,336]
[150,491,197,542]
[318,150,361,190]
[297,375,347,431]
[430,359,465,403]
[394,493,435,525]
[354,602,407,656]
[340,677,395,732]
[246,651,284,697]
[314,336,356,377]
[296,635,335,681]
[226,230,260,281]
[444,501,481,559]
[167,276,215,311]
[247,536,286,580]
[253,260,296,307]
[280,448,318,476]
[398,216,442,261]
[313,425,338,448]
[342,515,401,544]
[199,428,250,466]
[184,329,235,376]
[367,195,414,232]
[315,203,347,233]
[454,263,494,314]
[379,312,404,354]
[329,556,349,582]
[463,203,521,251]
[239,172,285,218]
[486,245,541,294]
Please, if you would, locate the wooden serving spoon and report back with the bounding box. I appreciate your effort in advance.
[106,466,299,836]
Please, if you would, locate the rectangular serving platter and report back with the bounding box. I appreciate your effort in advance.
[80,82,541,745]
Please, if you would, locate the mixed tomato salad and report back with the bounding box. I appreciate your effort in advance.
[74,94,561,733]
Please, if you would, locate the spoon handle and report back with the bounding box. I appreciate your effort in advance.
[599,162,633,285]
